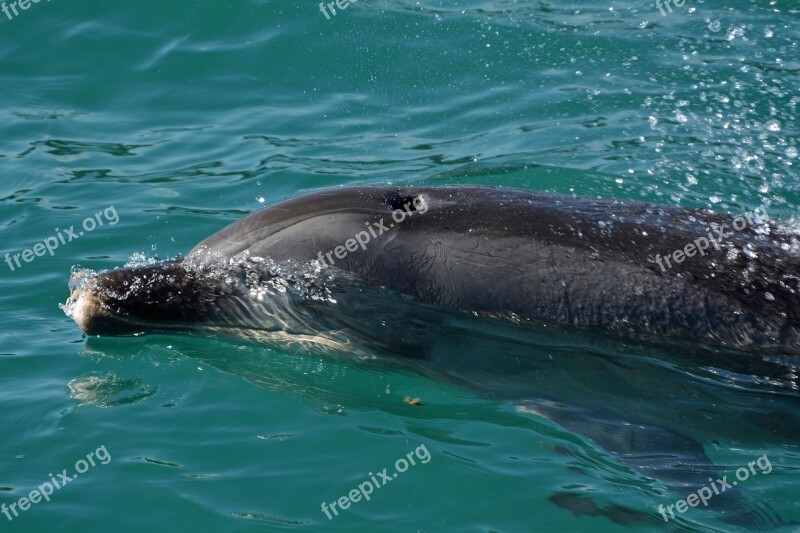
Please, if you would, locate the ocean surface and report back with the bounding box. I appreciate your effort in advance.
[1,0,799,531]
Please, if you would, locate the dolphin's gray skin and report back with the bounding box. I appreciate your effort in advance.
[66,186,796,351]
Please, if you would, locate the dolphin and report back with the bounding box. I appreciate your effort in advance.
[62,186,799,529]
[64,185,798,352]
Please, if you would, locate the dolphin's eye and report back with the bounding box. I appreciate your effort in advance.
[385,194,421,212]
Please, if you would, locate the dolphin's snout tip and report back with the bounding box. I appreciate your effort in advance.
[62,268,105,334]
[62,287,107,335]
[62,268,140,336]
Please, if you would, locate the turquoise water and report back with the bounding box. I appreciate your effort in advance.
[2,0,799,531]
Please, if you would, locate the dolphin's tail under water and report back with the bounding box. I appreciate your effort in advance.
[516,399,795,531]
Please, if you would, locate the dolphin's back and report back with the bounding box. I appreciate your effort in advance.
[189,186,798,350]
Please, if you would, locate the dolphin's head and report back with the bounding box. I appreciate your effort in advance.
[62,254,338,339]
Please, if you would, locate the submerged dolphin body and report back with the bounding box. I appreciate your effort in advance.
[65,186,796,350]
[63,186,798,529]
